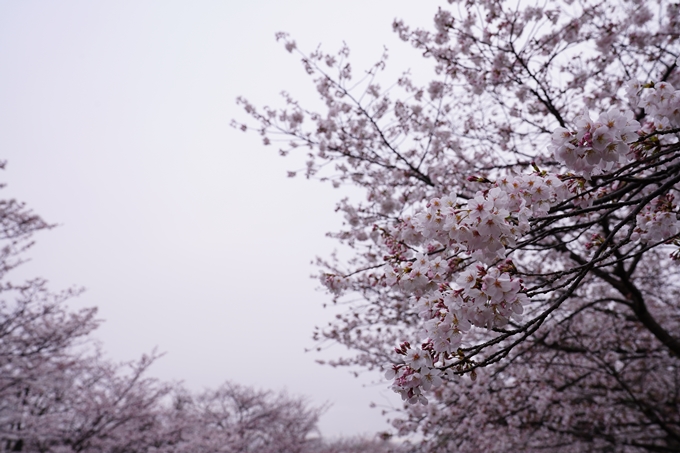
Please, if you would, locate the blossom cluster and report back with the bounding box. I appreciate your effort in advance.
[407,173,567,266]
[383,175,565,403]
[633,194,680,243]
[629,81,680,129]
[385,344,443,405]
[322,273,350,295]
[384,260,528,403]
[383,174,568,403]
[549,109,640,178]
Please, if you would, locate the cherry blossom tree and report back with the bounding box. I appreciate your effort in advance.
[164,382,322,453]
[157,384,407,453]
[0,164,174,452]
[0,162,96,451]
[236,0,680,451]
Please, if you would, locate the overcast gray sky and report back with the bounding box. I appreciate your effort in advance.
[0,0,437,437]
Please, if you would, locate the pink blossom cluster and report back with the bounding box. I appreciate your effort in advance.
[385,344,443,405]
[454,265,527,329]
[322,273,350,295]
[384,253,448,295]
[549,109,641,178]
[407,173,567,266]
[384,174,567,401]
[385,262,527,403]
[633,194,680,243]
[419,264,525,349]
[496,172,568,217]
[629,81,680,129]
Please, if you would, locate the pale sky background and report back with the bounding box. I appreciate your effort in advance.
[0,0,438,438]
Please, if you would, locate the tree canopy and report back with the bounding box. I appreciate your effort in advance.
[237,0,680,451]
